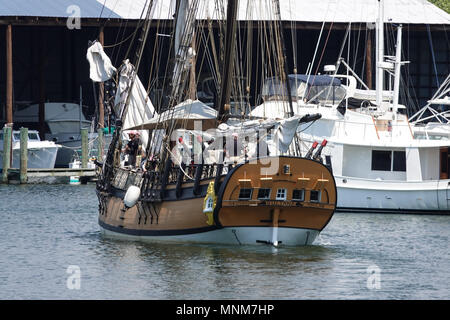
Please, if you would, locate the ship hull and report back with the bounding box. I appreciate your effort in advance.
[99,221,319,246]
[97,157,337,246]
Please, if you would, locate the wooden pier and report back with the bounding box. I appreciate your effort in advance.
[2,126,99,184]
[4,168,97,184]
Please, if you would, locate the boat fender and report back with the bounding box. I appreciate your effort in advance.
[124,185,141,208]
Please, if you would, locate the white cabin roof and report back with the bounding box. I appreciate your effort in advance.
[0,0,448,25]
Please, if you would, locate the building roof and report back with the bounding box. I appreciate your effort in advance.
[0,0,448,25]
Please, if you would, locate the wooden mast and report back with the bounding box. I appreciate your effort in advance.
[98,26,105,129]
[273,0,294,117]
[217,0,238,123]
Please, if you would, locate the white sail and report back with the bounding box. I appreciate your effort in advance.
[86,41,117,82]
[115,60,157,149]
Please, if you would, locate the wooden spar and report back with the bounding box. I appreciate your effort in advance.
[217,0,238,123]
[189,33,197,100]
[98,26,105,129]
[273,0,294,117]
[366,29,372,89]
[6,24,13,126]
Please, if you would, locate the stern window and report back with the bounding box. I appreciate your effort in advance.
[292,189,305,201]
[238,188,253,200]
[257,188,271,200]
[310,190,321,202]
[276,188,287,200]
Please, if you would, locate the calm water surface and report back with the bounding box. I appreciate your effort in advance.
[0,184,449,299]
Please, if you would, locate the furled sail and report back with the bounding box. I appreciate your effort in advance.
[114,59,157,149]
[86,41,117,82]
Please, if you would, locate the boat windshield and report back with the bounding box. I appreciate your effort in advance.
[262,75,346,106]
[305,85,347,106]
[28,132,40,141]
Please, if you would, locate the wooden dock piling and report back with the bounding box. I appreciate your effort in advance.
[2,126,12,183]
[98,128,104,160]
[20,127,28,184]
[81,128,88,169]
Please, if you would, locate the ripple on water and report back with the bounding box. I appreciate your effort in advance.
[0,185,449,299]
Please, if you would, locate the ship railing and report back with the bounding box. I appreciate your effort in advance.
[110,163,231,191]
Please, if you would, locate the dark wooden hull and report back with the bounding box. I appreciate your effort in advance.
[97,157,337,246]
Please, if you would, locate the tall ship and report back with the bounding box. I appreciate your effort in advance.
[90,0,337,246]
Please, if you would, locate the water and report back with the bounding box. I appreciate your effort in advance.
[0,184,449,300]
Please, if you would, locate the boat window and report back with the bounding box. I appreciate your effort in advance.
[0,133,3,140]
[275,188,287,201]
[13,133,20,140]
[238,188,253,200]
[292,189,305,201]
[310,190,321,202]
[257,188,271,200]
[393,151,406,172]
[371,150,392,171]
[28,133,40,141]
[306,86,346,105]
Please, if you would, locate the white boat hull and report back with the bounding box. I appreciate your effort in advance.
[0,146,59,169]
[335,176,450,214]
[99,224,319,246]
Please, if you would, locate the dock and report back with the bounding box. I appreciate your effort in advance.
[4,168,97,184]
[2,126,100,184]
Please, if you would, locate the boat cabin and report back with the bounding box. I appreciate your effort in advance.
[0,130,41,143]
[261,74,346,106]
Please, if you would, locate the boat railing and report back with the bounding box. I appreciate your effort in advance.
[110,163,229,192]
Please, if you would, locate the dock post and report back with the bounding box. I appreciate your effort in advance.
[97,128,104,161]
[81,128,88,169]
[2,126,12,183]
[20,127,28,184]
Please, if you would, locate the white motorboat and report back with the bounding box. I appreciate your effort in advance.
[13,102,110,167]
[251,0,450,214]
[0,130,61,169]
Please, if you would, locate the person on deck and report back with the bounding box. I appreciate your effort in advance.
[123,131,141,167]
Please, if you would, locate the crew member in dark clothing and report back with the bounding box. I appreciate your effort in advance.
[124,131,140,167]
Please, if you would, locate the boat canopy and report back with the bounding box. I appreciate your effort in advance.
[125,99,217,131]
[262,74,342,98]
[288,74,341,86]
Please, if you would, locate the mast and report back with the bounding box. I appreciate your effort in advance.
[392,24,402,117]
[100,1,154,188]
[375,0,384,107]
[217,0,238,123]
[273,0,294,117]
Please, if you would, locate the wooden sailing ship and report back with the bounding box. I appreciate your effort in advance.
[93,0,337,246]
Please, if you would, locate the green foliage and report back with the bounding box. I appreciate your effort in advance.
[429,0,450,14]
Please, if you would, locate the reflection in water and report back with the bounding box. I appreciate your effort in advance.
[0,184,449,299]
